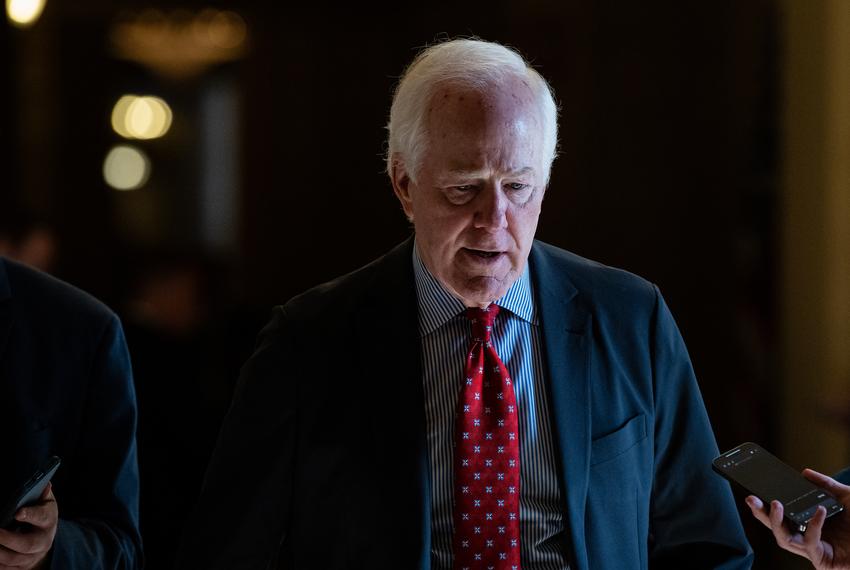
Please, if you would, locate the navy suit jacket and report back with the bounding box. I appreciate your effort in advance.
[178,238,752,569]
[0,258,142,569]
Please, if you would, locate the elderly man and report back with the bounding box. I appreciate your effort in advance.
[178,38,752,569]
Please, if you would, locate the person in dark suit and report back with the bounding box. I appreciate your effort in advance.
[0,257,142,568]
[178,38,752,569]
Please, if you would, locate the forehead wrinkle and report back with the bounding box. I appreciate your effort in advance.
[446,165,535,176]
[437,165,537,186]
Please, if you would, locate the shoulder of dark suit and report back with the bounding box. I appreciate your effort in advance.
[0,256,118,329]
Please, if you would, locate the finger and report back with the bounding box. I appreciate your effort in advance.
[15,496,57,530]
[0,541,32,566]
[0,527,25,551]
[802,468,850,494]
[745,496,771,528]
[39,482,52,501]
[0,526,44,556]
[768,500,804,552]
[802,505,827,552]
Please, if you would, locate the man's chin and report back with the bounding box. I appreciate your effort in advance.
[453,275,514,308]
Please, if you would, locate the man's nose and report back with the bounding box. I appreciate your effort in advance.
[474,184,508,230]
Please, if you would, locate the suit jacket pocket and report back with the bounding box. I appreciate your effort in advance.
[590,413,647,467]
[586,413,650,570]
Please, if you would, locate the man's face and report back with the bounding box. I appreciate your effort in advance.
[393,77,548,308]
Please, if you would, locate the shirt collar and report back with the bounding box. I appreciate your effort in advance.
[412,240,537,337]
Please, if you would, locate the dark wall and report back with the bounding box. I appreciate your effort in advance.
[1,19,19,212]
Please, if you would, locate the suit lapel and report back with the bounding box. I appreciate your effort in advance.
[530,243,591,570]
[352,238,431,569]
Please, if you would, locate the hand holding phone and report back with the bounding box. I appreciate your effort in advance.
[712,442,843,532]
[0,456,61,529]
[746,468,850,570]
[0,458,60,570]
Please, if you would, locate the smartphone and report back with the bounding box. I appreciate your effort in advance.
[713,442,843,532]
[0,456,61,529]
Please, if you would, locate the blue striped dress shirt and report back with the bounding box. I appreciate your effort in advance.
[412,245,570,569]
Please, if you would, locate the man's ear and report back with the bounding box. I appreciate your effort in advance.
[390,155,415,222]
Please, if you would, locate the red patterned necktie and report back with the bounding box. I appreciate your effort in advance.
[452,304,521,570]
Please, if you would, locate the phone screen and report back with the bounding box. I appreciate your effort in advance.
[718,445,812,503]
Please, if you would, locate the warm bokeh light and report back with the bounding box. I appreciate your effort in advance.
[110,95,136,138]
[111,8,248,79]
[103,145,150,191]
[6,0,46,27]
[111,95,173,140]
[206,10,247,49]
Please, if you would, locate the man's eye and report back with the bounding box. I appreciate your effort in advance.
[445,185,477,204]
[506,183,529,191]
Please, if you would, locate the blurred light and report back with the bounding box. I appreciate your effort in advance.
[111,95,172,140]
[103,145,150,191]
[6,0,46,27]
[192,9,247,50]
[110,96,136,138]
[110,8,248,79]
[207,11,247,49]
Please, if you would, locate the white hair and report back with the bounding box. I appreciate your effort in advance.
[386,38,559,184]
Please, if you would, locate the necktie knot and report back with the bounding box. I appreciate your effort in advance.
[466,304,500,343]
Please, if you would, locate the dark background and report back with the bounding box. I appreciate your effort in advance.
[2,1,803,567]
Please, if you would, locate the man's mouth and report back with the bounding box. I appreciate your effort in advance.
[463,248,503,258]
